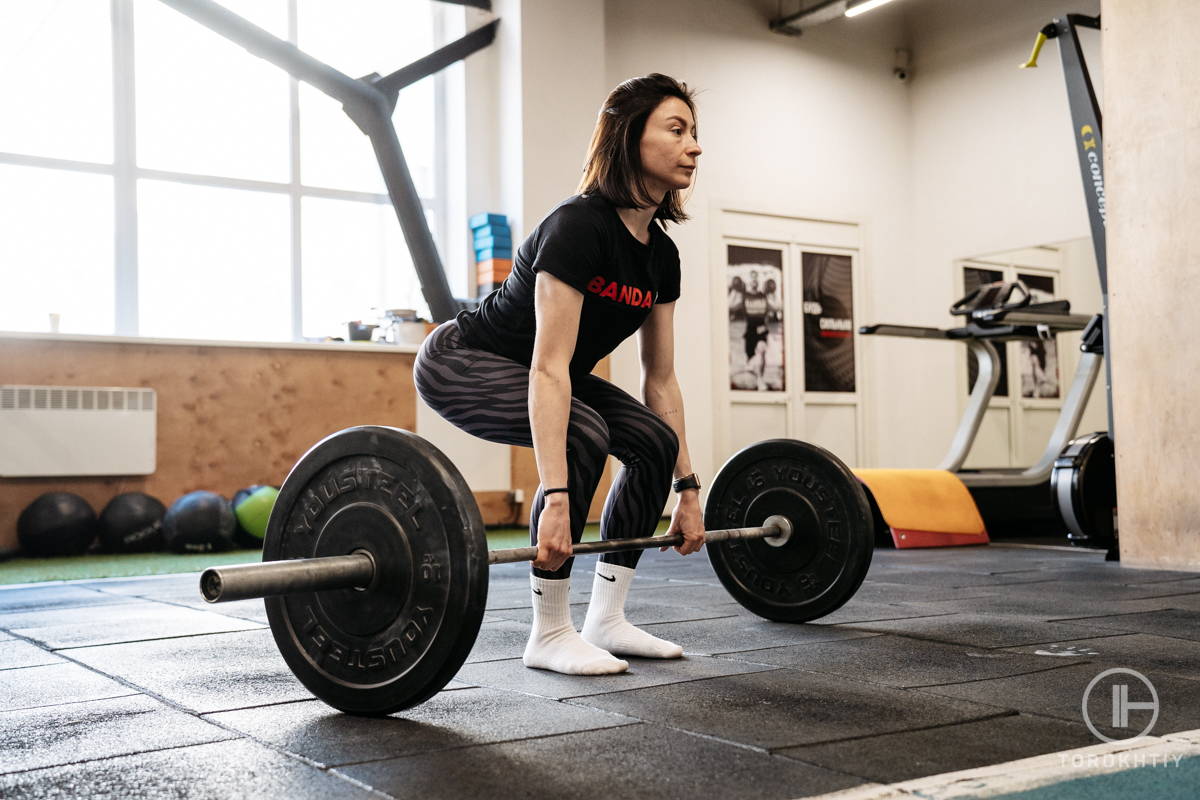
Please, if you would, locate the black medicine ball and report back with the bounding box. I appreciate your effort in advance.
[162,491,236,553]
[99,492,167,553]
[17,492,99,557]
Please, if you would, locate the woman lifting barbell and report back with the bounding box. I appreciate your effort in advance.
[413,74,705,676]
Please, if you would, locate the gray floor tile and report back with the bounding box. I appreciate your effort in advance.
[78,575,201,596]
[455,654,774,701]
[845,581,999,604]
[465,619,531,663]
[68,629,312,713]
[338,722,863,800]
[0,585,127,612]
[569,669,1005,750]
[719,633,1085,688]
[0,598,151,631]
[1051,608,1200,642]
[636,615,881,657]
[840,612,1123,648]
[0,694,236,774]
[208,688,637,766]
[494,601,737,627]
[778,712,1095,782]
[998,632,1200,680]
[0,638,64,670]
[916,662,1200,737]
[6,601,265,649]
[0,738,378,799]
[0,662,137,712]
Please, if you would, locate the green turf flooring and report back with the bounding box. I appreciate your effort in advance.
[0,523,636,586]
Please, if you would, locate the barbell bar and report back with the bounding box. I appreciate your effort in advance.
[200,516,794,604]
[198,426,874,716]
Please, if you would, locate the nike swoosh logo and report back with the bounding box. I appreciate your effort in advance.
[598,573,616,582]
[532,588,543,595]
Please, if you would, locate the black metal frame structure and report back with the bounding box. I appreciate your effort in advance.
[1024,13,1111,439]
[158,0,499,323]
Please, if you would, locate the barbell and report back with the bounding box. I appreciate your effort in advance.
[199,426,874,716]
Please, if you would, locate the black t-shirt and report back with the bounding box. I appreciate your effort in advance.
[456,194,681,377]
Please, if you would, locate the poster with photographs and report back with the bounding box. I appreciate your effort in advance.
[963,266,1008,397]
[727,245,785,391]
[802,252,856,393]
[1018,273,1060,398]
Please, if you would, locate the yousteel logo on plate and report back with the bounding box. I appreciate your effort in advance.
[1082,667,1159,743]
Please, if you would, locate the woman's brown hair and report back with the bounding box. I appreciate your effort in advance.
[577,73,697,224]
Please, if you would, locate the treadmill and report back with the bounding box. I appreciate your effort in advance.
[861,280,1106,539]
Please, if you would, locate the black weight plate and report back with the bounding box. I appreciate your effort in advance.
[705,439,873,622]
[263,426,487,715]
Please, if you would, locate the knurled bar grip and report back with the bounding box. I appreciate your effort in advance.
[487,519,789,565]
[200,517,791,603]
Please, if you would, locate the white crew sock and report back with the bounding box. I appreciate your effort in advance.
[581,563,684,659]
[522,576,628,675]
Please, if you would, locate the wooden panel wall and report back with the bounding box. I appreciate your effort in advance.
[0,337,416,553]
[1,337,617,552]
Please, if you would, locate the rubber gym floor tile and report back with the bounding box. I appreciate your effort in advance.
[454,653,774,701]
[77,574,201,596]
[838,612,1123,648]
[634,615,882,657]
[0,662,138,712]
[0,694,236,774]
[5,601,265,650]
[0,584,129,613]
[1000,633,1200,681]
[464,619,532,663]
[336,721,864,800]
[0,638,65,670]
[66,628,314,713]
[716,633,1087,688]
[569,669,1005,750]
[91,580,274,624]
[0,737,379,800]
[697,597,962,626]
[493,600,739,628]
[842,580,1000,604]
[776,712,1096,783]
[207,688,638,767]
[914,662,1200,736]
[1050,608,1200,642]
[882,593,1175,620]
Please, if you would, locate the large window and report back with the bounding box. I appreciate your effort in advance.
[0,0,461,342]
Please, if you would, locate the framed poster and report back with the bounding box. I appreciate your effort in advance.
[802,252,855,393]
[963,266,1008,397]
[727,245,785,391]
[1017,272,1060,398]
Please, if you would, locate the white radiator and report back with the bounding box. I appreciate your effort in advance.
[0,385,157,477]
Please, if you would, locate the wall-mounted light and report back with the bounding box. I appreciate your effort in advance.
[845,0,900,18]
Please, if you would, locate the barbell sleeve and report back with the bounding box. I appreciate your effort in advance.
[201,552,375,603]
[201,516,792,603]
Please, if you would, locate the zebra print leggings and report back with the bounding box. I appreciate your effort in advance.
[413,320,678,579]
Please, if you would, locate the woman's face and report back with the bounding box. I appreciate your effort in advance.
[638,96,701,200]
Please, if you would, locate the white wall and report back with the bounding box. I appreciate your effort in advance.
[433,0,1110,497]
[603,0,914,482]
[897,0,1104,466]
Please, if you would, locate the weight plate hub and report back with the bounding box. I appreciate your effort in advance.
[706,439,873,622]
[264,426,487,715]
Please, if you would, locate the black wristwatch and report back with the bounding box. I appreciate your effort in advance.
[672,473,701,493]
